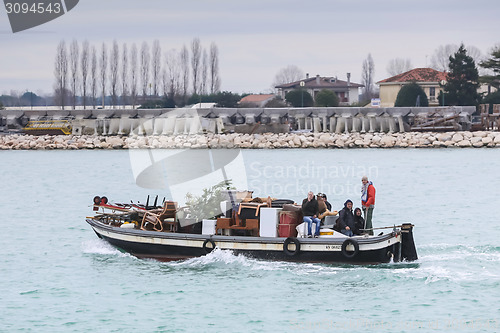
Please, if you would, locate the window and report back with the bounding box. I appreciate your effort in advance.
[429,87,436,100]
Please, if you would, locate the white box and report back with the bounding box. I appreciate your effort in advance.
[259,208,282,237]
[202,219,217,235]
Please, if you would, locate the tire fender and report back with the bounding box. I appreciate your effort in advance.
[341,238,359,258]
[203,239,216,254]
[283,237,301,256]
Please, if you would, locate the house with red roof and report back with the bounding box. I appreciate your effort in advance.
[275,73,364,105]
[239,94,275,107]
[377,68,447,107]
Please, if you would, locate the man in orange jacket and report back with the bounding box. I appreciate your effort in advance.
[361,176,375,235]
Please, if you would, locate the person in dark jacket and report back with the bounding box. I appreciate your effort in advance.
[338,199,355,237]
[353,207,365,235]
[302,191,320,237]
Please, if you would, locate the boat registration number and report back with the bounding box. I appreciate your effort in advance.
[325,245,341,250]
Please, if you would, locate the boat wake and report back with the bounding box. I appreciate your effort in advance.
[81,239,132,258]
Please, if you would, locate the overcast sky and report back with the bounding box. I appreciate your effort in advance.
[1,0,499,96]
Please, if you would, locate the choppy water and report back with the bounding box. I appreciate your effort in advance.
[1,148,500,332]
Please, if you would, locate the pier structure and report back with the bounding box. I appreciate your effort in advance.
[0,106,476,135]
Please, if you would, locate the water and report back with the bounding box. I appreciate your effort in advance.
[1,149,500,332]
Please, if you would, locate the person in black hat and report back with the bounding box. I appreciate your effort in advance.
[338,199,355,237]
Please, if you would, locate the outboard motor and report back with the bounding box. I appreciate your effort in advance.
[401,223,418,261]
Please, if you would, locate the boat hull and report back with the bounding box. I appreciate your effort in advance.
[88,218,403,264]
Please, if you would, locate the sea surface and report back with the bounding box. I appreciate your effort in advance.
[1,148,500,332]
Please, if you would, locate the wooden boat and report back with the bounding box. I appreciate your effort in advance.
[86,196,418,264]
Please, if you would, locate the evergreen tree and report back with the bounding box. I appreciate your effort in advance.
[480,45,500,89]
[443,44,480,106]
[394,82,429,107]
[315,89,339,107]
[285,89,313,107]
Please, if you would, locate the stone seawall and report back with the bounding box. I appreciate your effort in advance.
[1,131,500,150]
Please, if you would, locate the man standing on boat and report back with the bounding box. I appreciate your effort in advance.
[302,191,321,237]
[361,176,375,235]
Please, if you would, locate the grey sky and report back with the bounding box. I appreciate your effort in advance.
[1,0,499,96]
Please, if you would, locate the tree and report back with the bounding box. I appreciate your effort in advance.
[430,44,483,72]
[80,40,89,109]
[273,65,304,87]
[90,45,97,108]
[315,89,339,107]
[480,45,500,89]
[121,42,128,107]
[151,39,161,97]
[164,49,181,100]
[386,58,413,76]
[191,38,202,95]
[394,82,429,107]
[361,53,375,101]
[209,42,220,94]
[285,89,313,107]
[130,43,138,108]
[200,49,208,95]
[140,41,150,98]
[430,44,458,72]
[442,44,480,106]
[110,40,120,107]
[54,40,68,109]
[180,45,189,103]
[69,39,79,109]
[99,43,108,107]
[214,91,241,108]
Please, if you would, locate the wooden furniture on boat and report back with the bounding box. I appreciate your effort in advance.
[141,201,178,232]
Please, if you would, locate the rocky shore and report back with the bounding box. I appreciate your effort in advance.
[1,131,500,150]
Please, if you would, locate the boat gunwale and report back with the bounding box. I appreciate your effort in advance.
[86,217,399,245]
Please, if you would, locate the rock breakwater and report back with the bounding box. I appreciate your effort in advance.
[1,131,500,150]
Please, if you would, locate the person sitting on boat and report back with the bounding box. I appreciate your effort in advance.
[317,193,338,221]
[338,199,355,237]
[302,191,321,237]
[353,207,365,235]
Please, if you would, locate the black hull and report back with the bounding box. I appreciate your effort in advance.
[101,233,396,264]
[88,218,408,264]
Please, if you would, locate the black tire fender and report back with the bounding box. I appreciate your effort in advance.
[202,239,216,254]
[341,238,359,258]
[283,237,301,256]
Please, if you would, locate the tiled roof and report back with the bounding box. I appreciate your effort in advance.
[239,94,275,103]
[275,77,363,89]
[378,68,447,84]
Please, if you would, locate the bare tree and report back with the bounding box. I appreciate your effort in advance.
[69,39,79,109]
[54,40,68,109]
[386,58,413,76]
[209,42,220,94]
[180,45,189,103]
[361,53,375,101]
[430,44,483,73]
[121,42,128,107]
[140,41,150,98]
[430,44,459,72]
[130,43,138,108]
[165,49,181,99]
[90,45,98,108]
[191,38,202,95]
[110,40,120,107]
[99,43,108,108]
[272,65,304,88]
[201,49,208,95]
[80,40,89,109]
[151,39,161,97]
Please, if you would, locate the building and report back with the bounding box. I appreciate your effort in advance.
[238,94,275,107]
[275,74,364,105]
[377,68,447,107]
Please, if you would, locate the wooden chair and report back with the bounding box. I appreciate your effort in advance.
[141,201,178,232]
